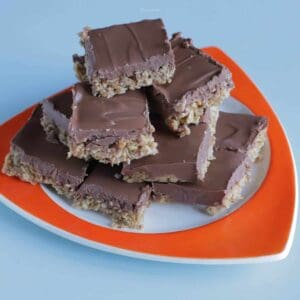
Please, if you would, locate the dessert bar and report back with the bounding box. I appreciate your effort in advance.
[74,19,175,98]
[122,111,214,183]
[2,106,88,198]
[74,164,151,228]
[148,33,233,137]
[152,112,268,214]
[68,83,157,164]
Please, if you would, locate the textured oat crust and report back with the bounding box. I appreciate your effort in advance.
[42,103,158,165]
[2,148,76,199]
[74,58,175,98]
[73,57,88,82]
[166,89,228,137]
[91,64,175,98]
[73,195,150,229]
[69,132,158,165]
[40,114,69,146]
[123,173,184,184]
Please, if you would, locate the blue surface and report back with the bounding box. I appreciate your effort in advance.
[0,1,299,299]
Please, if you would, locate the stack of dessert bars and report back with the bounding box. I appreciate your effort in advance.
[2,19,268,229]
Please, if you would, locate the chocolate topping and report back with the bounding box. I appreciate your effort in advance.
[153,150,247,205]
[12,106,87,187]
[82,19,174,80]
[216,112,268,152]
[122,116,210,182]
[149,33,232,113]
[69,83,152,144]
[153,112,268,205]
[162,34,221,101]
[78,164,151,210]
[42,89,73,132]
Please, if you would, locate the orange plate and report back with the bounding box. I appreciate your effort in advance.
[0,47,297,264]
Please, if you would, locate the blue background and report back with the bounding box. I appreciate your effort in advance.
[0,0,299,299]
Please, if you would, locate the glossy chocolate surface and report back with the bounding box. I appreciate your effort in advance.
[149,33,232,116]
[12,106,87,186]
[215,112,268,152]
[69,83,152,143]
[78,164,151,210]
[83,19,174,80]
[122,116,210,182]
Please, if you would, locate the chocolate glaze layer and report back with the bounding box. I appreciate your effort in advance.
[153,112,268,205]
[12,106,88,188]
[83,19,174,80]
[122,115,210,182]
[42,89,73,132]
[77,164,151,211]
[157,34,221,101]
[149,33,233,115]
[69,83,152,144]
[153,150,247,205]
[216,112,268,152]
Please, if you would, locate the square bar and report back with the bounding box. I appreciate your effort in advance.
[74,19,175,98]
[148,33,234,137]
[2,106,88,199]
[152,112,268,214]
[74,164,151,229]
[122,110,214,183]
[68,83,157,164]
